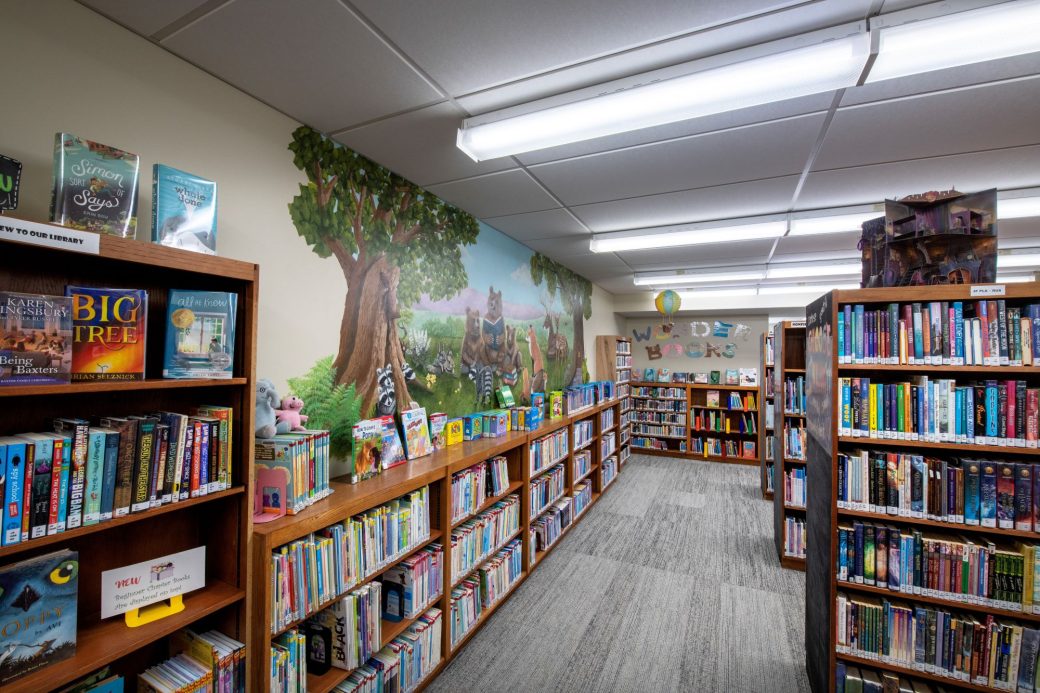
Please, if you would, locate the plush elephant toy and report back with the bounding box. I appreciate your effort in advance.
[256,378,289,438]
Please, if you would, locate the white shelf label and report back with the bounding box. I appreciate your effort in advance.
[0,216,100,255]
[101,545,206,618]
[970,284,1005,297]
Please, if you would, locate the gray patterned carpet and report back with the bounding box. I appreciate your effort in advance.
[426,454,810,693]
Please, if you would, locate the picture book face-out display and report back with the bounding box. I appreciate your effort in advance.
[350,419,383,484]
[51,133,139,238]
[0,292,73,386]
[66,287,147,381]
[400,408,433,460]
[152,164,217,255]
[163,290,237,379]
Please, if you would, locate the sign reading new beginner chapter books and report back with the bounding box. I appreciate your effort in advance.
[152,164,217,255]
[163,290,237,379]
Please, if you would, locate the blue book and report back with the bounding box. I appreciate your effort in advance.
[853,522,864,582]
[98,428,119,521]
[1030,305,1040,362]
[980,462,998,527]
[964,460,980,526]
[51,132,139,238]
[853,304,865,362]
[841,380,851,433]
[953,302,964,363]
[984,381,999,442]
[912,303,924,361]
[0,439,26,545]
[888,303,899,364]
[163,290,238,379]
[15,434,54,538]
[152,163,217,254]
[844,305,853,360]
[911,456,926,516]
[83,429,106,526]
[837,310,845,362]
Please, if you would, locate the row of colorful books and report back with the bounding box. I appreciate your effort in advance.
[765,434,776,463]
[633,399,687,413]
[269,486,431,631]
[632,386,686,399]
[838,377,1040,446]
[785,423,807,460]
[382,544,442,623]
[837,300,1040,367]
[837,520,1038,612]
[140,629,245,693]
[692,410,757,435]
[573,419,594,450]
[631,411,686,426]
[784,376,806,415]
[600,407,615,430]
[785,516,806,558]
[0,407,231,546]
[835,592,1040,690]
[632,423,685,438]
[619,445,631,465]
[837,450,1040,530]
[255,430,330,516]
[306,582,381,674]
[0,288,237,386]
[836,663,952,693]
[574,450,593,484]
[530,464,565,517]
[602,456,619,490]
[600,432,616,460]
[785,467,807,507]
[691,437,757,459]
[450,457,509,523]
[529,428,568,475]
[562,381,614,413]
[702,390,757,411]
[450,495,520,586]
[573,479,593,518]
[632,436,685,452]
[645,369,758,386]
[449,538,522,646]
[530,496,573,561]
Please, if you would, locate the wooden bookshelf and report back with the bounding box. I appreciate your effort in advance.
[0,226,256,691]
[804,282,1040,693]
[773,320,807,569]
[595,335,632,465]
[761,330,776,500]
[252,397,624,690]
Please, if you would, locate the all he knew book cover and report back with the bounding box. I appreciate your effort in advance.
[67,287,147,381]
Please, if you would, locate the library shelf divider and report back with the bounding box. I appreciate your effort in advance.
[773,320,807,569]
[761,330,776,500]
[595,335,632,465]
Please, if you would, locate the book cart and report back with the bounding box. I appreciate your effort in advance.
[251,395,624,691]
[595,335,632,466]
[804,283,1040,693]
[774,320,808,570]
[762,330,776,500]
[0,224,257,691]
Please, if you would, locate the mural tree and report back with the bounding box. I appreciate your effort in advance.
[288,126,480,414]
[530,253,592,386]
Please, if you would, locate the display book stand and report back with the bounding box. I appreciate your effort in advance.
[773,320,808,570]
[595,335,632,465]
[0,222,256,692]
[628,380,762,465]
[761,330,776,500]
[251,396,624,692]
[803,283,1040,693]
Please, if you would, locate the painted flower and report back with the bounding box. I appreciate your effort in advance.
[425,373,437,389]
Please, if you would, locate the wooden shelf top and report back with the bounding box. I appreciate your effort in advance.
[785,503,807,511]
[840,363,1040,375]
[0,377,248,397]
[836,435,1040,456]
[781,555,806,571]
[837,507,1040,539]
[630,446,688,458]
[834,282,1040,305]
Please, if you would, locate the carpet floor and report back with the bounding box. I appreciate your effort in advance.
[425,454,810,693]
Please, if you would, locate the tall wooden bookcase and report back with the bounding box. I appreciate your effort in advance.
[761,330,776,500]
[773,320,807,569]
[595,335,632,465]
[804,283,1040,692]
[0,223,256,691]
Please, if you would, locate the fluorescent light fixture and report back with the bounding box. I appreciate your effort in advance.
[758,282,859,295]
[678,288,758,300]
[999,253,1040,269]
[999,196,1040,220]
[633,270,766,286]
[458,35,869,160]
[996,274,1037,284]
[590,221,785,253]
[765,263,861,279]
[867,0,1040,83]
[789,212,880,236]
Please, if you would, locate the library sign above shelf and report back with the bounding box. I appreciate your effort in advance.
[0,215,99,255]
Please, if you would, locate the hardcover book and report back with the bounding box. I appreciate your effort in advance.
[378,416,406,469]
[444,419,463,446]
[350,419,382,484]
[50,133,139,238]
[0,292,72,386]
[428,413,447,450]
[724,369,738,385]
[152,164,217,255]
[66,287,147,381]
[738,368,757,386]
[0,548,78,684]
[163,290,237,379]
[400,407,433,460]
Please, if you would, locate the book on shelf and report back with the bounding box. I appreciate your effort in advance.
[725,369,739,385]
[66,286,147,381]
[739,367,758,386]
[693,372,708,384]
[400,407,433,460]
[152,163,217,255]
[163,290,237,379]
[0,291,73,386]
[51,132,140,238]
[380,544,442,622]
[706,390,720,408]
[255,429,329,513]
[306,582,382,673]
[56,667,123,693]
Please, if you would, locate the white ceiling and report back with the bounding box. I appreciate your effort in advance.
[80,0,1040,297]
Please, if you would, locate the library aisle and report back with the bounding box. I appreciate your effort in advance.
[427,454,809,692]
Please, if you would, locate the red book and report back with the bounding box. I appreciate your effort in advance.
[1027,389,1039,448]
[47,439,64,535]
[977,301,992,363]
[20,443,33,542]
[1007,380,1017,441]
[902,305,915,362]
[190,421,203,496]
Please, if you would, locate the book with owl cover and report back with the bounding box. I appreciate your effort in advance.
[50,133,139,238]
[163,290,237,379]
[152,164,217,255]
[66,287,147,381]
[0,548,78,684]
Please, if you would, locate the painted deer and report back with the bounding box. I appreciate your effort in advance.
[526,323,547,394]
[544,312,569,361]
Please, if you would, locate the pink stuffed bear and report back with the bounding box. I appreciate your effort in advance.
[275,394,309,431]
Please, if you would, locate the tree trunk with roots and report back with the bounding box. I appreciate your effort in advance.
[567,302,585,385]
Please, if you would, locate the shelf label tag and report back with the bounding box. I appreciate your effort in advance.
[101,545,206,618]
[790,320,806,327]
[970,284,1006,297]
[0,216,100,255]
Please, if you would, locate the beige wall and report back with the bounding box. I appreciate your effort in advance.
[583,283,624,378]
[2,1,618,394]
[625,314,768,377]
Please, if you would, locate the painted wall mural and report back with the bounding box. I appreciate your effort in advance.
[284,126,591,457]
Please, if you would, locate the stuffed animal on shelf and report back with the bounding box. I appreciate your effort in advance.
[256,378,282,438]
[275,394,309,431]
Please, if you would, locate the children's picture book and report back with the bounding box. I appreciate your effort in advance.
[706,390,721,408]
[495,385,515,408]
[378,416,406,469]
[163,290,237,379]
[152,164,217,255]
[709,370,721,384]
[350,419,383,484]
[725,369,739,385]
[400,408,433,460]
[51,133,139,238]
[445,419,463,446]
[549,391,564,419]
[530,392,545,415]
[428,413,447,450]
[738,368,758,386]
[0,548,79,684]
[643,368,655,381]
[656,368,670,382]
[66,287,147,381]
[0,292,72,386]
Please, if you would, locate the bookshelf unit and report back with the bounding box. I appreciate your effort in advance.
[595,335,632,465]
[773,320,807,570]
[252,397,623,692]
[761,330,776,500]
[804,283,1040,693]
[0,224,256,692]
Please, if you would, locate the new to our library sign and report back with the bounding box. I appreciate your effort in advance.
[0,215,100,254]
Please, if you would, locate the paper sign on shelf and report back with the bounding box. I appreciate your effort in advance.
[970,284,1006,297]
[0,216,100,255]
[100,545,206,618]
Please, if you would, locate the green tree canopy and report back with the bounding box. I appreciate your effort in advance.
[530,252,593,319]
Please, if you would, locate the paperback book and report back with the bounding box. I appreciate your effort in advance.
[50,133,139,238]
[350,419,383,484]
[66,286,147,381]
[0,292,73,386]
[152,164,217,255]
[163,290,237,379]
[400,407,433,460]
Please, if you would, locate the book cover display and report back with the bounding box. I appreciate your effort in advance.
[152,164,217,255]
[350,419,383,484]
[0,548,79,684]
[400,408,433,460]
[66,287,147,381]
[50,133,139,239]
[163,290,237,379]
[0,154,21,211]
[0,292,73,386]
[379,416,406,469]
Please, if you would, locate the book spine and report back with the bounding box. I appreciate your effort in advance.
[199,421,211,495]
[2,444,24,545]
[997,299,1010,365]
[47,440,63,535]
[131,423,154,513]
[60,421,88,529]
[1028,389,1039,449]
[981,463,997,528]
[151,424,169,507]
[100,431,119,520]
[191,421,203,497]
[181,423,195,500]
[1016,464,1034,531]
[83,431,106,525]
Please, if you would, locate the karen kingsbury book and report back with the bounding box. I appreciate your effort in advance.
[152,164,217,255]
[50,133,139,238]
[0,548,79,684]
[163,290,237,379]
[0,292,73,386]
[66,287,147,381]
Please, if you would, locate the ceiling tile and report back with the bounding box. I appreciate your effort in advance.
[333,101,514,187]
[816,77,1040,170]
[482,208,589,242]
[798,145,1040,210]
[523,236,593,257]
[571,176,801,232]
[530,114,824,206]
[161,0,442,132]
[425,170,559,219]
[617,239,776,270]
[553,253,633,282]
[772,231,863,260]
[594,275,643,295]
[80,0,213,36]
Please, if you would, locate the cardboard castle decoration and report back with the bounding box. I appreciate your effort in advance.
[860,188,998,288]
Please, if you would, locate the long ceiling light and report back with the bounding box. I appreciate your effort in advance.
[999,252,1040,269]
[677,288,758,300]
[590,220,785,253]
[788,212,881,236]
[867,0,1040,83]
[999,195,1040,220]
[457,35,869,161]
[632,269,766,286]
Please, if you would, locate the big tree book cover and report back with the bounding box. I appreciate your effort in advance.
[0,548,78,684]
[152,164,217,255]
[50,133,140,239]
[66,287,147,381]
[0,292,72,386]
[163,290,237,379]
